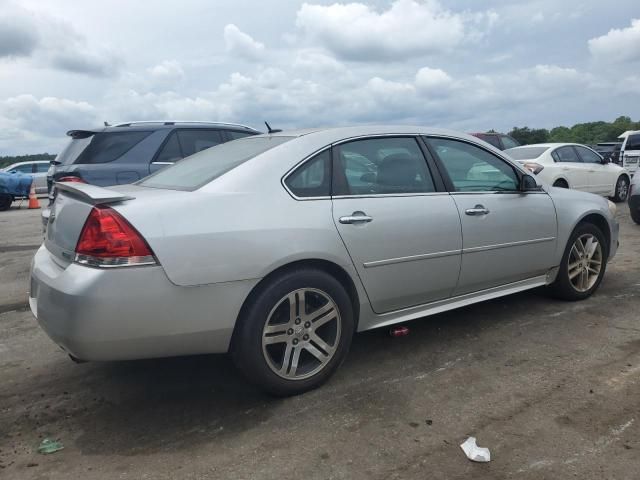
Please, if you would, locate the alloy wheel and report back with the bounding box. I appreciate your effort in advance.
[568,234,602,292]
[262,288,341,380]
[617,178,629,201]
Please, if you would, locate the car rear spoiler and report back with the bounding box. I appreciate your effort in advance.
[55,182,134,204]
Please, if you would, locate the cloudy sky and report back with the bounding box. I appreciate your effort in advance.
[1,0,639,155]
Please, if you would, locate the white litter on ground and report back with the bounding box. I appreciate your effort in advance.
[460,436,491,462]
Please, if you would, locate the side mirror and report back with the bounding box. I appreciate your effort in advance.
[520,174,540,192]
[601,157,609,164]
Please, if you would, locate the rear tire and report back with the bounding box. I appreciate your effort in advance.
[548,223,607,301]
[611,175,630,203]
[0,194,12,211]
[553,179,568,188]
[630,197,640,224]
[232,268,355,396]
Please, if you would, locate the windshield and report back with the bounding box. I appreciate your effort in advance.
[505,146,549,160]
[140,136,293,190]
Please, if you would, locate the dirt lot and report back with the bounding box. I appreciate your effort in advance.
[1,203,639,479]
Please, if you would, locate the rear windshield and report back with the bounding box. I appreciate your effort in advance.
[139,136,293,190]
[56,131,151,165]
[505,146,549,160]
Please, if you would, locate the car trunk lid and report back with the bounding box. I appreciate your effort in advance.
[44,182,136,266]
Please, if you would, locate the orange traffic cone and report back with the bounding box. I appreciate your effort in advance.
[28,179,40,209]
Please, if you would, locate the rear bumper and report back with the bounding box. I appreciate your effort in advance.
[29,245,258,361]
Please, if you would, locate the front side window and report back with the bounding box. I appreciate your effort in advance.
[177,129,223,157]
[427,137,519,192]
[334,137,435,195]
[554,146,581,163]
[285,150,331,198]
[11,164,34,173]
[575,146,603,164]
[35,163,50,173]
[626,134,640,150]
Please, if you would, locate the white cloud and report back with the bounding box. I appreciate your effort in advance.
[415,67,452,93]
[0,1,120,76]
[0,94,99,152]
[295,0,467,61]
[224,24,265,61]
[147,60,185,88]
[589,19,640,64]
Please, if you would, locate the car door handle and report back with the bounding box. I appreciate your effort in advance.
[339,212,373,224]
[465,205,490,216]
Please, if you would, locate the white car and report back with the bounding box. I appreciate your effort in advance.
[505,143,631,202]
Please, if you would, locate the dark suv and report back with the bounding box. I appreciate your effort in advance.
[44,121,259,226]
[470,132,521,150]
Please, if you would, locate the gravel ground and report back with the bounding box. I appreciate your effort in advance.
[1,203,639,479]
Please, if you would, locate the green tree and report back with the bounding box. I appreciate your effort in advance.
[508,127,549,145]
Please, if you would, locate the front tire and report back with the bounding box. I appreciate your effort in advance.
[548,223,607,301]
[612,175,630,203]
[232,268,355,396]
[0,194,12,211]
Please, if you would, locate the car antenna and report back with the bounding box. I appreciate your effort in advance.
[264,121,282,134]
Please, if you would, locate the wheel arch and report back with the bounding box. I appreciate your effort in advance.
[576,213,611,255]
[231,258,362,349]
[552,176,570,188]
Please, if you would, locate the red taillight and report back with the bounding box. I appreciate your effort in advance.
[75,206,156,267]
[523,162,544,175]
[57,176,86,183]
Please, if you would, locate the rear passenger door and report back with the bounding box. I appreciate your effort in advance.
[330,136,462,313]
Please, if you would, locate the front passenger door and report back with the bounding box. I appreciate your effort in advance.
[552,146,588,191]
[425,137,557,295]
[574,145,610,195]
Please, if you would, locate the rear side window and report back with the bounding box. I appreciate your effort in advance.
[334,137,435,195]
[285,150,331,198]
[140,136,292,190]
[177,130,223,157]
[75,131,152,164]
[476,134,501,149]
[505,147,549,160]
[500,135,520,149]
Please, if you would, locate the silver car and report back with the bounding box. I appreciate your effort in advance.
[2,160,49,194]
[30,126,619,395]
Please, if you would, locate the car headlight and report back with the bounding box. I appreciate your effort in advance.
[607,200,617,216]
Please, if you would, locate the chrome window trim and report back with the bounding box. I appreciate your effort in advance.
[332,192,449,200]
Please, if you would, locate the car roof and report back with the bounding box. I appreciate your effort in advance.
[6,160,50,166]
[507,143,587,149]
[67,121,259,137]
[257,125,483,144]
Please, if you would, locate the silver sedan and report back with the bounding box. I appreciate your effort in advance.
[30,126,619,395]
